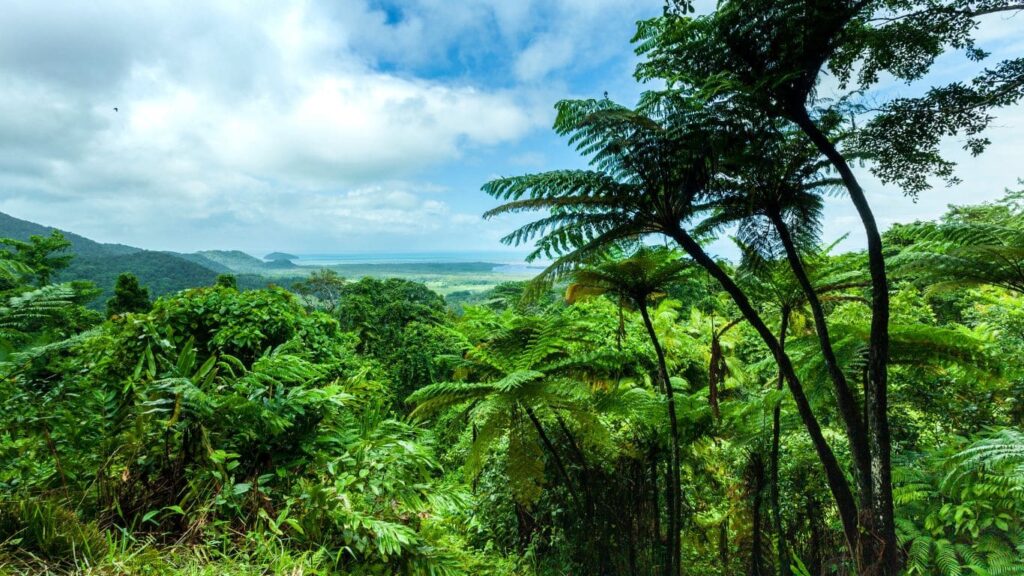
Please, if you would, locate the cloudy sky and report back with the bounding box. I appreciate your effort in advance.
[0,1,1021,258]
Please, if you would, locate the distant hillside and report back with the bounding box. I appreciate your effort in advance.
[0,211,140,259]
[265,258,299,269]
[69,252,219,302]
[172,252,233,273]
[193,250,269,273]
[0,211,527,305]
[0,211,225,306]
[265,252,298,261]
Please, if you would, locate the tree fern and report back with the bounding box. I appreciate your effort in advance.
[952,428,1024,481]
[897,429,1024,576]
[891,188,1024,294]
[0,283,77,337]
[407,307,623,507]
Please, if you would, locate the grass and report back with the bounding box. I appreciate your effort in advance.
[0,498,333,576]
[0,498,516,575]
[0,533,338,576]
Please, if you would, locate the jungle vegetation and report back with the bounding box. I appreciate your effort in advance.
[2,1,1024,575]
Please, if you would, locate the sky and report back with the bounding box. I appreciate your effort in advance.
[0,1,1021,259]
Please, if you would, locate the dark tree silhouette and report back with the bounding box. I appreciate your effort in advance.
[106,272,151,317]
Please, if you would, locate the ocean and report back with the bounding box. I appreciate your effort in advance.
[292,251,529,265]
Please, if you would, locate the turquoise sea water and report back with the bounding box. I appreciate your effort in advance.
[293,251,533,266]
[291,252,546,275]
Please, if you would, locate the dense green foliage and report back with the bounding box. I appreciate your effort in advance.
[106,273,152,318]
[2,195,1024,574]
[1,231,74,287]
[3,2,1024,575]
[0,277,499,574]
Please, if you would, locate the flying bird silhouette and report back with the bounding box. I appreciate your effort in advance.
[113,107,118,112]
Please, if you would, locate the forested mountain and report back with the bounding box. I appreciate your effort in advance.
[191,250,275,273]
[0,211,298,304]
[65,250,219,301]
[173,252,234,274]
[0,211,218,300]
[0,211,140,259]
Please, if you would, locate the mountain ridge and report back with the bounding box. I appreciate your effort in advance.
[0,211,282,305]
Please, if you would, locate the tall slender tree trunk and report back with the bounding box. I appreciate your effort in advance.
[771,308,792,576]
[806,494,824,576]
[651,444,663,572]
[628,511,639,576]
[472,424,479,494]
[524,406,582,512]
[720,516,730,568]
[640,303,682,576]
[771,210,884,569]
[789,107,898,575]
[752,494,764,576]
[667,226,862,560]
[515,502,533,551]
[554,413,602,571]
[750,452,766,576]
[769,211,873,507]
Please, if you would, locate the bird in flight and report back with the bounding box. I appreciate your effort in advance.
[113,107,118,112]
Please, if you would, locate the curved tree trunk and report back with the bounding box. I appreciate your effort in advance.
[640,303,682,576]
[666,226,862,562]
[524,406,582,512]
[789,107,898,576]
[769,211,874,512]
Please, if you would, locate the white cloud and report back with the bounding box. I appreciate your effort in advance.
[332,0,657,79]
[3,0,1017,259]
[0,0,668,253]
[515,35,576,82]
[0,0,573,252]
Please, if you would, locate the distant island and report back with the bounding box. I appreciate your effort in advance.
[264,252,298,261]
